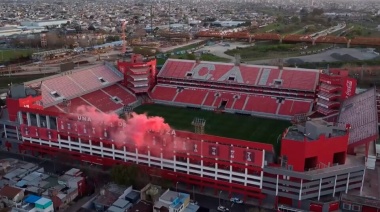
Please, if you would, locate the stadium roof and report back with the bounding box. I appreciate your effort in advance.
[26,64,123,108]
[159,59,320,91]
[338,87,378,147]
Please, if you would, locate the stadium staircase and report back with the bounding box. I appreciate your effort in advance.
[316,82,341,116]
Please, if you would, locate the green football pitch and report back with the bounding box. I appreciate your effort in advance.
[134,104,291,144]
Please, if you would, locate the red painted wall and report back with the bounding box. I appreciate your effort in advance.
[319,69,357,101]
[117,55,157,92]
[6,95,43,121]
[310,203,323,212]
[281,133,349,172]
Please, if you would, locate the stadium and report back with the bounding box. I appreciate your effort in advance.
[0,54,379,212]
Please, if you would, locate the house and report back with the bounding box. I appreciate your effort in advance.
[12,195,54,212]
[0,185,24,207]
[153,189,199,212]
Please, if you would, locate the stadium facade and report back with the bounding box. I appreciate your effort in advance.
[0,55,378,212]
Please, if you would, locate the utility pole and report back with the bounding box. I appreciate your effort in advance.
[150,4,153,35]
[168,0,171,30]
[219,191,222,206]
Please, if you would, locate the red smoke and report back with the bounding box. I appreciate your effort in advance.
[75,106,171,147]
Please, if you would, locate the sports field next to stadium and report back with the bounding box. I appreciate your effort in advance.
[134,104,291,144]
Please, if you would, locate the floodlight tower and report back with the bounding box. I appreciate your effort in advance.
[123,105,134,119]
[121,21,128,54]
[192,118,206,134]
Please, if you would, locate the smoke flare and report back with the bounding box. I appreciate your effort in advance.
[75,106,171,147]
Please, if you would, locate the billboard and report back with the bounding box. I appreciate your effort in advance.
[341,78,357,99]
[60,62,75,72]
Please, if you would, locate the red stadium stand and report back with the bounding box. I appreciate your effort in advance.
[152,59,322,119]
[26,64,123,108]
[239,66,261,84]
[232,94,248,110]
[173,88,208,105]
[277,99,313,116]
[102,84,138,105]
[213,92,236,109]
[150,85,178,102]
[91,65,122,83]
[202,90,219,107]
[281,69,319,91]
[338,88,378,148]
[81,90,121,112]
[244,95,278,114]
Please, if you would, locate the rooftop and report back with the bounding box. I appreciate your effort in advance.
[284,119,347,141]
[338,87,378,147]
[128,200,153,212]
[158,190,190,209]
[0,185,23,199]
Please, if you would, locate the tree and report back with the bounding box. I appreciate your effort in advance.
[291,16,300,23]
[88,25,96,31]
[46,32,65,48]
[110,164,138,186]
[311,8,324,17]
[0,99,5,107]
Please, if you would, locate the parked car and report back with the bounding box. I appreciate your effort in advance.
[230,197,243,204]
[217,206,230,212]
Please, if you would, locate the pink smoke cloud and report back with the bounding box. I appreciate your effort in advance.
[75,105,171,147]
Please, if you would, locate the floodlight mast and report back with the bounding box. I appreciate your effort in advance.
[121,21,128,54]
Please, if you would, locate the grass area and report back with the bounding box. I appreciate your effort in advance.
[157,53,230,66]
[134,104,291,144]
[256,23,281,33]
[344,23,380,38]
[0,49,34,63]
[0,73,56,88]
[169,41,206,53]
[173,53,229,62]
[224,42,333,61]
[225,43,300,61]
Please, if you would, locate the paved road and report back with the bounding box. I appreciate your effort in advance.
[176,187,269,212]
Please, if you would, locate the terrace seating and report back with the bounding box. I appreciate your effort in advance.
[244,95,278,114]
[232,94,248,110]
[338,88,378,147]
[213,92,236,109]
[202,91,219,107]
[27,65,123,108]
[277,100,313,116]
[102,84,137,105]
[69,70,105,91]
[68,97,93,112]
[150,85,178,102]
[239,66,261,85]
[81,90,121,112]
[90,65,123,83]
[173,88,208,105]
[42,76,84,101]
[280,70,318,91]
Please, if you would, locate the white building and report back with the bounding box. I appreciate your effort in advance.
[0,27,23,37]
[153,189,199,212]
[20,20,69,28]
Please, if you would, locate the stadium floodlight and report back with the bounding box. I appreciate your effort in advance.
[192,117,206,134]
